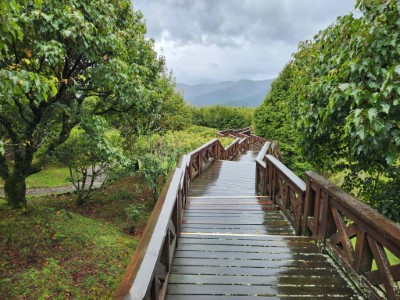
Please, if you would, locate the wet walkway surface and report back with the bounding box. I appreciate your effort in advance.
[166,150,362,299]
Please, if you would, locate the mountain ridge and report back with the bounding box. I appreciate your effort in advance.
[177,79,274,107]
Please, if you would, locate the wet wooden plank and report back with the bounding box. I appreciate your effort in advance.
[233,150,259,162]
[184,213,284,219]
[185,205,277,210]
[178,237,316,248]
[181,228,295,235]
[168,273,351,286]
[166,296,281,300]
[174,250,327,261]
[188,161,257,197]
[172,257,335,268]
[165,151,360,299]
[167,284,357,297]
[182,223,292,229]
[166,296,355,300]
[179,233,311,240]
[171,265,341,277]
[183,219,289,225]
[186,201,274,205]
[176,243,319,253]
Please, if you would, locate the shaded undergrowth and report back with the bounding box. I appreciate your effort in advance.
[0,176,152,299]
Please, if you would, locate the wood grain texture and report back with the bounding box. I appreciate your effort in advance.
[166,151,361,299]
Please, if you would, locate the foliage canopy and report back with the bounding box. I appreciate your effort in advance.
[190,105,254,130]
[253,64,312,174]
[255,0,400,220]
[0,0,178,207]
[290,0,400,169]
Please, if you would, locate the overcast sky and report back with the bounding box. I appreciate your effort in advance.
[133,0,358,84]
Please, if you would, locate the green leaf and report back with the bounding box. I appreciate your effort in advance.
[394,135,400,146]
[354,108,363,118]
[63,29,72,37]
[358,126,366,140]
[338,83,349,91]
[367,108,378,121]
[394,65,400,76]
[372,118,385,131]
[381,103,390,114]
[385,152,397,165]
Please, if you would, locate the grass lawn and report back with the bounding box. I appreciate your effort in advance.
[350,237,400,271]
[0,163,70,188]
[0,176,153,299]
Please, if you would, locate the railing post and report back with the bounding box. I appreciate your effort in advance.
[264,160,269,196]
[198,151,202,175]
[318,191,335,245]
[213,141,218,160]
[302,177,314,235]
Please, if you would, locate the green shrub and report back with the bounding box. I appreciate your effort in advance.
[190,105,254,130]
[125,203,145,234]
[56,118,127,205]
[114,189,134,201]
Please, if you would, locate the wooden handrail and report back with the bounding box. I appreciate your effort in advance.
[116,127,267,300]
[255,147,400,299]
[303,171,400,300]
[114,167,179,300]
[265,155,306,235]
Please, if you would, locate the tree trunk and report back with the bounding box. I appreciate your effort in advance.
[4,170,27,209]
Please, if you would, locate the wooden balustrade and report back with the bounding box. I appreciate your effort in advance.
[255,142,270,195]
[249,133,268,147]
[216,127,252,138]
[255,141,283,195]
[116,128,264,300]
[265,155,306,235]
[303,171,400,300]
[256,150,400,300]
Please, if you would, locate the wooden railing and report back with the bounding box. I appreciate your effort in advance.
[266,155,306,236]
[115,128,264,300]
[256,149,400,299]
[216,127,251,138]
[303,171,400,300]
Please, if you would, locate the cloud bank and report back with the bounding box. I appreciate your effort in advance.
[134,0,358,84]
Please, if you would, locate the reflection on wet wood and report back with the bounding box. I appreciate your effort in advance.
[167,151,361,299]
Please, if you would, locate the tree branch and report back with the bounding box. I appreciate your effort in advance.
[12,41,20,64]
[0,117,18,142]
[93,97,137,116]
[37,56,46,73]
[13,97,32,125]
[66,54,83,79]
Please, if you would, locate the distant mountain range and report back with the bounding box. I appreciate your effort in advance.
[177,79,274,107]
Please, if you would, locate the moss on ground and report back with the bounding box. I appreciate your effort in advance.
[0,176,153,299]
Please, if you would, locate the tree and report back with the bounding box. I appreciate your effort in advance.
[288,0,400,219]
[56,119,126,205]
[190,105,254,130]
[0,0,165,208]
[114,71,192,142]
[253,64,311,174]
[290,0,400,169]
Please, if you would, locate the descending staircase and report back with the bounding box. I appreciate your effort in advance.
[115,128,400,300]
[166,148,360,299]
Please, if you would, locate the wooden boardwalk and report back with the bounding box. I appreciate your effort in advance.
[166,149,361,299]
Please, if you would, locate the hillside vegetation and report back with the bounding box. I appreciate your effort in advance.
[178,79,273,107]
[254,0,400,221]
[0,125,232,299]
[0,0,248,298]
[191,105,254,130]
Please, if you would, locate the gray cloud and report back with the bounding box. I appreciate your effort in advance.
[133,0,358,84]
